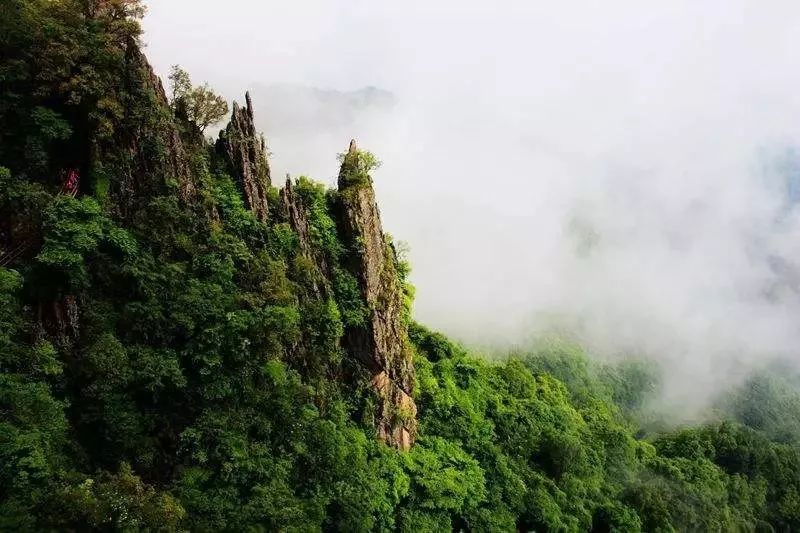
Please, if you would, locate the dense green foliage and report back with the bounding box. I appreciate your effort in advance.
[2,2,800,531]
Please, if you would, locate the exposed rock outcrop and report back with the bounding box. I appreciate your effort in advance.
[35,294,80,349]
[281,176,330,298]
[217,93,271,221]
[335,140,417,449]
[133,45,196,204]
[101,40,198,218]
[281,177,314,262]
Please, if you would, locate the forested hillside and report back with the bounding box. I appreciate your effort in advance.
[2,2,800,531]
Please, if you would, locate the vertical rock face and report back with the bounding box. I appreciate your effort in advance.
[336,140,417,450]
[35,294,80,349]
[104,40,197,218]
[217,93,271,221]
[281,178,314,261]
[132,44,195,202]
[281,177,330,298]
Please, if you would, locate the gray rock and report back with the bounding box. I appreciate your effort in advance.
[335,140,417,450]
[217,92,271,221]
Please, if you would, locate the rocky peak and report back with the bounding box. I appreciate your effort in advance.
[106,40,197,216]
[217,92,271,221]
[335,140,417,450]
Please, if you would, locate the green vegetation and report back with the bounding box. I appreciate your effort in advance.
[338,147,382,189]
[168,65,229,133]
[2,1,800,531]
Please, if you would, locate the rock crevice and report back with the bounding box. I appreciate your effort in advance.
[281,176,330,298]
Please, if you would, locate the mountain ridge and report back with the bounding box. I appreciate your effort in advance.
[2,2,800,531]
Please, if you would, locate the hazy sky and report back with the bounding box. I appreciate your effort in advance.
[144,1,800,410]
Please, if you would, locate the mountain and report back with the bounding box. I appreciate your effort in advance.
[2,2,800,531]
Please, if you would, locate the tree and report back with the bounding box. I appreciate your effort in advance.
[168,65,191,103]
[85,0,147,46]
[86,0,147,20]
[168,65,228,132]
[336,145,382,188]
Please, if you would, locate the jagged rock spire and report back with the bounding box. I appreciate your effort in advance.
[104,40,198,218]
[281,175,330,298]
[217,91,271,221]
[335,139,417,449]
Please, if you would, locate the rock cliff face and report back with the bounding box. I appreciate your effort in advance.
[102,40,198,218]
[217,93,271,221]
[335,140,417,449]
[35,295,80,349]
[47,40,203,342]
[281,178,314,262]
[280,177,330,298]
[130,43,196,204]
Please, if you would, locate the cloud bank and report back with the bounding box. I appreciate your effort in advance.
[143,1,800,409]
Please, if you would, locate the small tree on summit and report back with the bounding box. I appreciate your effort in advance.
[337,140,382,188]
[168,65,229,132]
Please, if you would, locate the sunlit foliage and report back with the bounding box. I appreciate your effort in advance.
[2,2,800,531]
